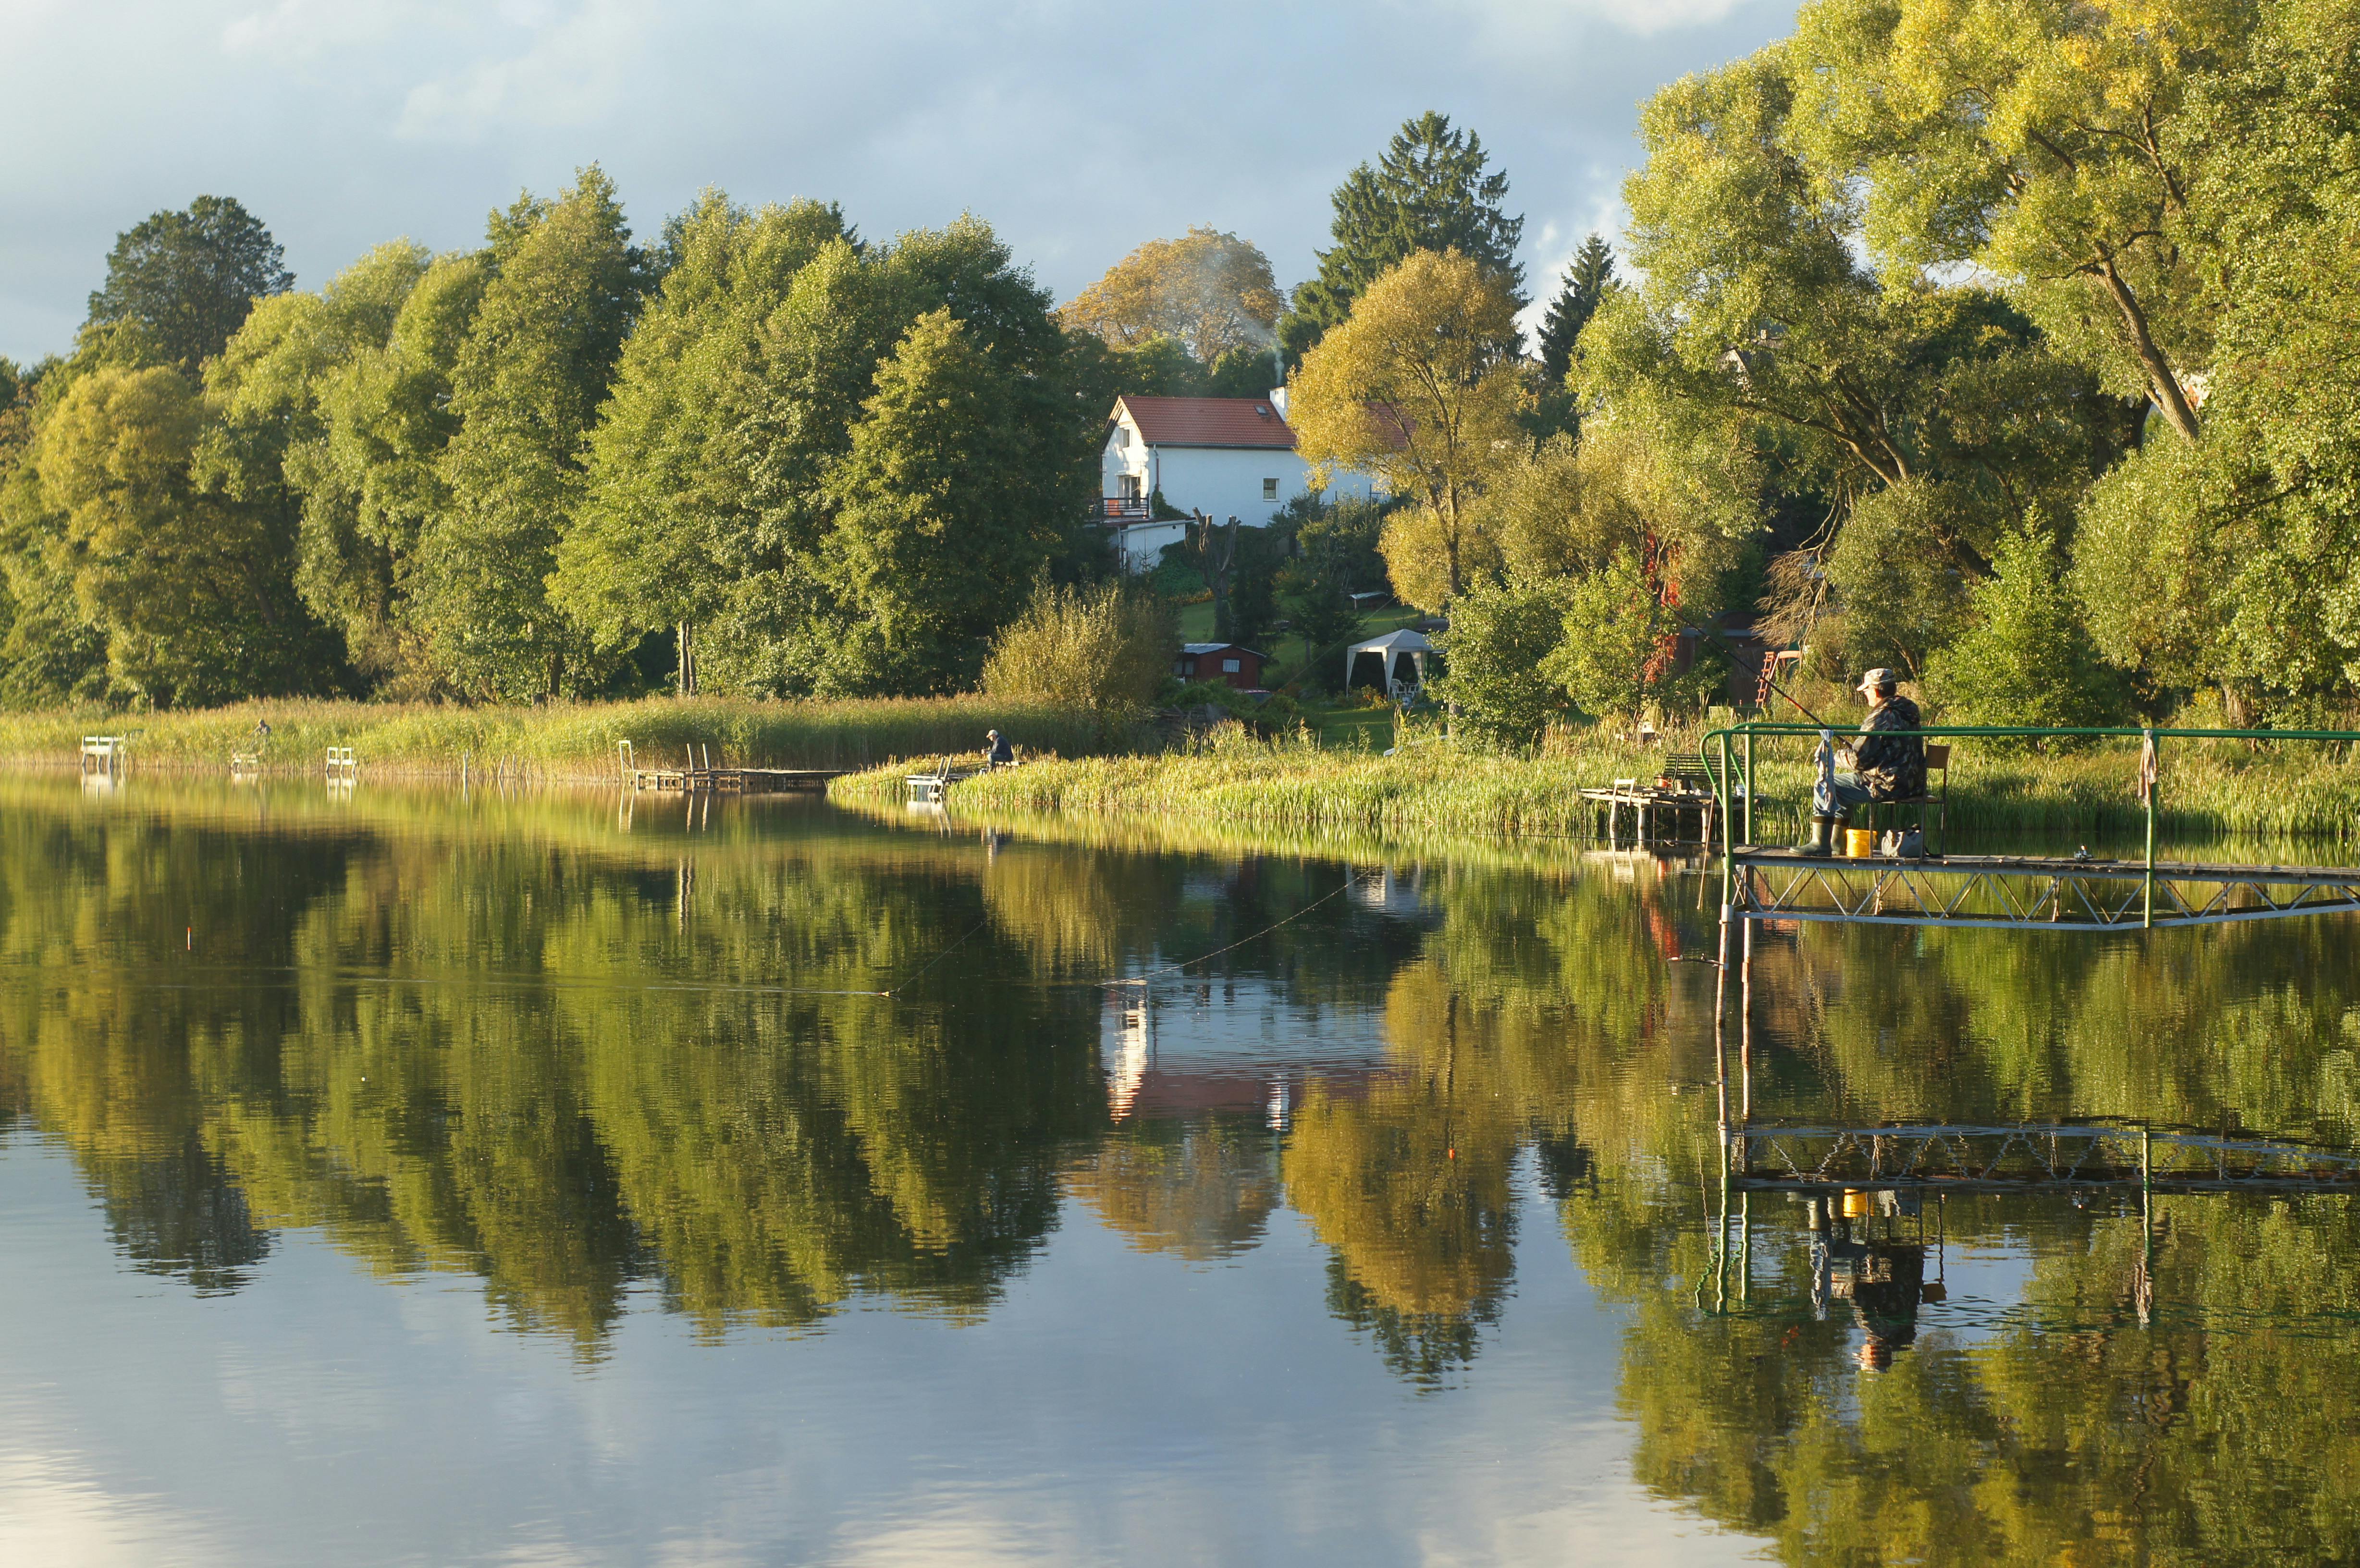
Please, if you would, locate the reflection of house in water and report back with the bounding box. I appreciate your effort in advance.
[1105,981,1154,1120]
[1096,979,1394,1125]
[1350,866,1439,925]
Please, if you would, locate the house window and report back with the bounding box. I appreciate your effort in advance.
[1262,478,1279,501]
[1114,426,1129,447]
[1222,658,1241,674]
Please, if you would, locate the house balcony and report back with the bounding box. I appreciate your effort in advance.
[1098,497,1151,521]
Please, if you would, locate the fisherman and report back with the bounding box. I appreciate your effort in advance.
[985,728,1015,767]
[1801,668,1925,853]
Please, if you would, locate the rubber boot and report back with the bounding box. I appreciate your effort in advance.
[1796,815,1837,854]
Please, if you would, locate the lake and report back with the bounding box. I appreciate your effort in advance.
[4,773,2357,1566]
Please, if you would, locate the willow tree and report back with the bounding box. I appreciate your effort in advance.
[1791,0,2248,443]
[1588,40,2136,678]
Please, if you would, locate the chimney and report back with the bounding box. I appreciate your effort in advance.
[1269,386,1289,419]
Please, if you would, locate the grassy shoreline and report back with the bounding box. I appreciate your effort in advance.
[0,696,1103,781]
[831,727,2360,848]
[15,696,2357,846]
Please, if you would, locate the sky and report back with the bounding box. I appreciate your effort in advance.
[0,0,1800,365]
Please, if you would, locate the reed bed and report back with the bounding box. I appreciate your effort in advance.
[0,695,1104,779]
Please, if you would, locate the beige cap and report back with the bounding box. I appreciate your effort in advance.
[1856,668,1900,693]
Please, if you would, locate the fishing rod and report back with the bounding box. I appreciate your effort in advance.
[1677,618,1833,728]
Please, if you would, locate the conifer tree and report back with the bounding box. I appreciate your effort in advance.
[1536,233,1616,386]
[1278,113,1525,365]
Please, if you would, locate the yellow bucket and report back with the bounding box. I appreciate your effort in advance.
[1841,1189,1873,1219]
[1844,827,1877,858]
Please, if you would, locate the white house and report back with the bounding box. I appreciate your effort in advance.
[1097,392,1380,572]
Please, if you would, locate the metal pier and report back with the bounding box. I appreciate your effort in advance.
[1729,849,2360,931]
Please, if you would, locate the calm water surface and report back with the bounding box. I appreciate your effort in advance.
[4,775,2359,1566]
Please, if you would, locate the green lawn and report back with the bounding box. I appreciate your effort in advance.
[1173,597,1421,677]
[1173,595,1426,746]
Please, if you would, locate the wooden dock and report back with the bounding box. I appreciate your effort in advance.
[616,741,844,795]
[1579,782,1720,845]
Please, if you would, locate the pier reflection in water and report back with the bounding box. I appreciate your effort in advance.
[2,775,2359,1564]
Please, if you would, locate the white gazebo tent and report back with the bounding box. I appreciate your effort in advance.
[1346,628,1435,699]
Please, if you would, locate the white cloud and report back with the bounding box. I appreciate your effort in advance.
[394,0,652,141]
[0,0,1799,360]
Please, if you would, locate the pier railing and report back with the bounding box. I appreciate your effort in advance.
[1698,723,2360,930]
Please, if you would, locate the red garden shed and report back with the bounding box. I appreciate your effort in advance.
[1175,642,1266,691]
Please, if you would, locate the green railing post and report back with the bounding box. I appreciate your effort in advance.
[2143,727,2158,930]
[1743,728,1755,847]
[1719,729,1734,915]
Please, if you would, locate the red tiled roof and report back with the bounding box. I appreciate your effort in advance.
[1114,395,1296,450]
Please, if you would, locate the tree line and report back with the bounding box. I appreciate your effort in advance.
[9,0,2357,732]
[0,176,1147,707]
[1288,0,2360,738]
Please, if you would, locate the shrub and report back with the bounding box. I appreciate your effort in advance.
[1928,524,2126,746]
[1434,576,1579,744]
[982,579,1177,734]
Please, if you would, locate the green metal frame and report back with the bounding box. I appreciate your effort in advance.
[1703,722,2360,931]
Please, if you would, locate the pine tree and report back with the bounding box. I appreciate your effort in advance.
[1537,234,1617,386]
[1278,113,1524,365]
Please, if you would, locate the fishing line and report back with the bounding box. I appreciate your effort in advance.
[1094,870,1377,990]
[0,872,1375,1002]
[880,914,995,996]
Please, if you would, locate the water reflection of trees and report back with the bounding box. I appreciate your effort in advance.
[0,787,1115,1346]
[16,778,2360,1556]
[1584,919,2360,1566]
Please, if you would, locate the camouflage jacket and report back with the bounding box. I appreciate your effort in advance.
[1852,696,1926,799]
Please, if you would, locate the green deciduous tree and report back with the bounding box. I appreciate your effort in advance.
[0,358,110,705]
[86,196,295,373]
[1434,575,1578,743]
[1291,249,1525,612]
[559,210,1093,698]
[823,309,1073,694]
[1542,552,1685,723]
[37,365,326,705]
[1928,523,2125,739]
[199,240,434,684]
[1279,113,1525,365]
[424,168,646,699]
[552,193,849,667]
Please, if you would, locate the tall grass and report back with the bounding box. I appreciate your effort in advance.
[0,695,1107,779]
[832,723,2360,848]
